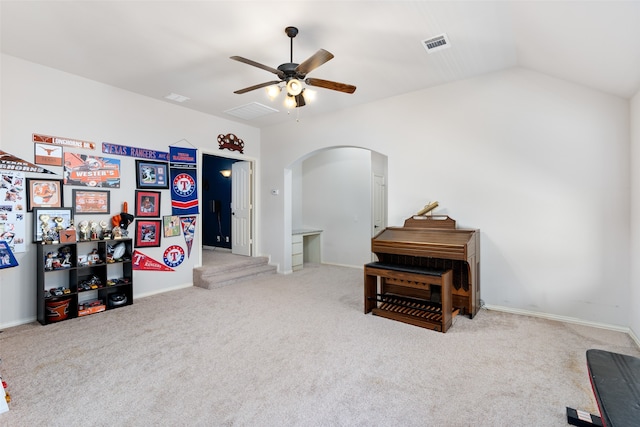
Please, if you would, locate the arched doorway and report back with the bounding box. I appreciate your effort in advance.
[284,146,387,271]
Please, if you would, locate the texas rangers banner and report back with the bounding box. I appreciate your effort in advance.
[132,250,175,272]
[169,146,199,215]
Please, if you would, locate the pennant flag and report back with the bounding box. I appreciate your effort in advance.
[132,250,175,271]
[0,150,56,174]
[180,216,197,258]
[169,146,199,215]
[0,240,19,269]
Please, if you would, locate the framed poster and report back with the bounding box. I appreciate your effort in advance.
[26,178,63,212]
[72,189,110,214]
[134,219,161,248]
[34,143,63,166]
[33,207,73,242]
[135,190,161,218]
[163,215,181,237]
[136,160,169,189]
[63,153,120,187]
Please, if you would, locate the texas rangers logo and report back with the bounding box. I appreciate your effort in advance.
[163,245,185,268]
[173,173,195,197]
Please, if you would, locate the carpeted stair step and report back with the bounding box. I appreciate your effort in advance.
[193,256,276,289]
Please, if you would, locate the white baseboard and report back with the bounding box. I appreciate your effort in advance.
[134,282,193,299]
[0,316,37,330]
[484,304,632,335]
[629,328,640,349]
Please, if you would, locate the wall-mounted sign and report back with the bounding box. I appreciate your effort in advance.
[102,142,169,161]
[163,245,185,268]
[64,153,120,187]
[33,133,95,150]
[218,133,244,154]
[34,143,63,166]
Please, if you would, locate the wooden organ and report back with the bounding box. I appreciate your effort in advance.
[364,213,480,332]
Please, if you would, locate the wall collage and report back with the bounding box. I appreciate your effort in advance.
[0,133,200,271]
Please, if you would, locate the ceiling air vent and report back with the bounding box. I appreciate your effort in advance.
[421,33,451,54]
[224,102,279,120]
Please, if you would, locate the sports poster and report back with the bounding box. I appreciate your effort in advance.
[64,153,121,187]
[0,171,26,253]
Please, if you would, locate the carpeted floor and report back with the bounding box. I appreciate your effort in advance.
[1,262,638,426]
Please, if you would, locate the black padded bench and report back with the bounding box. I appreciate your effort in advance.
[364,262,453,332]
[586,349,640,427]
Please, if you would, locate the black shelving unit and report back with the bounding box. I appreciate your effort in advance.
[36,238,133,325]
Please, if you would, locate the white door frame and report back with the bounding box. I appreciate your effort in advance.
[200,150,257,259]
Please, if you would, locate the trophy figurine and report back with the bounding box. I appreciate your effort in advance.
[78,220,89,241]
[89,221,99,240]
[39,214,51,243]
[99,220,110,240]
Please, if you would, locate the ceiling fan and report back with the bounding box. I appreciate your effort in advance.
[230,26,356,108]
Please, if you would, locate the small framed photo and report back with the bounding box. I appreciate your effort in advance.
[26,178,63,212]
[136,160,169,189]
[163,215,181,237]
[135,190,161,217]
[33,207,73,242]
[72,189,110,215]
[134,219,161,248]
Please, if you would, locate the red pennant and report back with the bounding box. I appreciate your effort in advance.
[132,250,174,271]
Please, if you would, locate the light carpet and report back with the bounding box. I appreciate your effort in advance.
[1,263,638,426]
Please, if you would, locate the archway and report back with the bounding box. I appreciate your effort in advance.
[283,146,387,272]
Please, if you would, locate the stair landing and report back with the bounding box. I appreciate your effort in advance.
[193,249,276,289]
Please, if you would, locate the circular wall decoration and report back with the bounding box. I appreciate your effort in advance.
[163,245,185,268]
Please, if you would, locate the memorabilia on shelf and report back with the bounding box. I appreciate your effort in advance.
[78,220,90,241]
[100,220,110,239]
[34,208,73,243]
[89,221,99,240]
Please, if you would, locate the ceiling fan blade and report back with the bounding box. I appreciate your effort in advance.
[230,56,285,79]
[234,80,281,94]
[305,78,356,94]
[295,49,334,76]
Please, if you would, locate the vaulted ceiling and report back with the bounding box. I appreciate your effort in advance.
[2,1,639,128]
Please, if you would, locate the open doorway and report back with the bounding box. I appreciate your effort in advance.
[201,154,253,256]
[288,147,387,271]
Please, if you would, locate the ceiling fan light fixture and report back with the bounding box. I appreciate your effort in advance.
[303,88,316,102]
[284,95,297,109]
[266,85,281,99]
[286,78,303,96]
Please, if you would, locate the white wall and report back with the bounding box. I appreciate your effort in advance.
[630,89,640,339]
[260,67,630,327]
[0,54,260,328]
[301,147,372,267]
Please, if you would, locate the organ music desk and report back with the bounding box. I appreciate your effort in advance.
[364,215,480,332]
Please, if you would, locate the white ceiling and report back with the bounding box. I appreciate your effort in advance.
[2,1,640,128]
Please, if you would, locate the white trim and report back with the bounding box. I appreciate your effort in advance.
[629,328,640,349]
[135,282,193,300]
[0,316,37,330]
[484,304,630,334]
